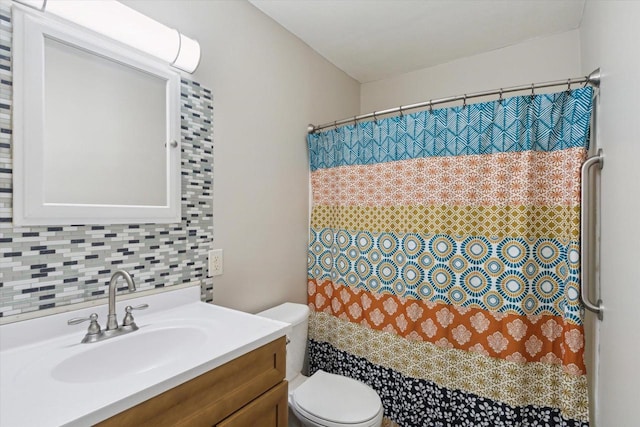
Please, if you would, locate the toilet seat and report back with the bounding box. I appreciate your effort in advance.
[291,370,383,427]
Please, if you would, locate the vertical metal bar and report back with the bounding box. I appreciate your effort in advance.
[580,149,604,320]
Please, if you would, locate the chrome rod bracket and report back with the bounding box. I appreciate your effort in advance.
[587,68,601,88]
[580,149,604,320]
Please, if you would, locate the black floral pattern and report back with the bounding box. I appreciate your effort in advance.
[309,339,588,427]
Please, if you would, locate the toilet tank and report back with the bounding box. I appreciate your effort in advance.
[257,302,309,382]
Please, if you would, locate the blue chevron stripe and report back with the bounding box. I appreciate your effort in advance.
[309,87,593,171]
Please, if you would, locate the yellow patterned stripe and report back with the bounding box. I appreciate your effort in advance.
[311,204,580,240]
[310,311,589,422]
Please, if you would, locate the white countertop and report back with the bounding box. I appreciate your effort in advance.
[0,285,289,427]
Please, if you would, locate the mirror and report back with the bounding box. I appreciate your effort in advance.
[13,8,181,225]
[43,37,168,206]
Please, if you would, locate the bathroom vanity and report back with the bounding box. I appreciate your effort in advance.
[0,285,289,426]
[97,337,287,426]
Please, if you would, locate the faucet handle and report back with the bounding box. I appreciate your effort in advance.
[127,304,149,312]
[68,313,101,335]
[122,304,148,328]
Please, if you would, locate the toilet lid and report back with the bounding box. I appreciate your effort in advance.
[292,370,382,425]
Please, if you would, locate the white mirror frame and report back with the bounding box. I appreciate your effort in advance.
[12,7,181,226]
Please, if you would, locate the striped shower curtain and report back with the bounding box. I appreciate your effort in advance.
[307,87,593,427]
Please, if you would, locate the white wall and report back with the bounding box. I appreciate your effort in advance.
[580,2,640,426]
[122,0,360,313]
[360,30,581,113]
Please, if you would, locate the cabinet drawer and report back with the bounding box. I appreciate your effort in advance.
[96,336,286,427]
[216,380,288,427]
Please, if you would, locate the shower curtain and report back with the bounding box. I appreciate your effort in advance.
[307,87,593,427]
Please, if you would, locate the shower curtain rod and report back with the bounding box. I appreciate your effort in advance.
[307,68,601,134]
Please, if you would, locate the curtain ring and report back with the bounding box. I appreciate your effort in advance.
[373,112,378,125]
[429,100,433,112]
[567,78,572,93]
[334,120,338,133]
[398,106,403,117]
[530,83,535,99]
[498,88,503,104]
[463,94,467,109]
[353,116,358,126]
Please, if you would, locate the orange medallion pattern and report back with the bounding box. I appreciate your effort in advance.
[309,278,585,374]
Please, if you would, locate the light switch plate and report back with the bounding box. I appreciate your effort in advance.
[208,249,223,276]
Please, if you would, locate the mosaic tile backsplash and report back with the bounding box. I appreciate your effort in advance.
[0,4,214,318]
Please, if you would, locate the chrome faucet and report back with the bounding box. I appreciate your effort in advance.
[68,270,148,343]
[106,270,136,330]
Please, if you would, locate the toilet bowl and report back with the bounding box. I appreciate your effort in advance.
[257,303,383,427]
[290,370,383,427]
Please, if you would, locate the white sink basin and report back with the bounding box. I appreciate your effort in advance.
[0,285,289,427]
[50,325,208,383]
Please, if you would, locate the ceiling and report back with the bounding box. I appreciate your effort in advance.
[248,0,585,83]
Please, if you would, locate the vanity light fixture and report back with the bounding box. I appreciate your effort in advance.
[13,0,201,73]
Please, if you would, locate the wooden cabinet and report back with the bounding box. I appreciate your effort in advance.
[96,337,287,427]
[216,381,288,427]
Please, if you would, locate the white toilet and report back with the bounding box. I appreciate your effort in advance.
[258,303,384,427]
